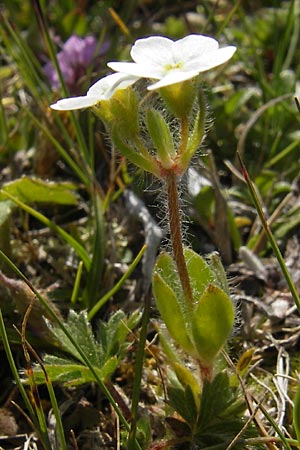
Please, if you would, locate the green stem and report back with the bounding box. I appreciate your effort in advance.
[127,290,151,450]
[166,170,193,306]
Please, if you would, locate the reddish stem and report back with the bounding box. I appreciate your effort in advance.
[166,170,193,306]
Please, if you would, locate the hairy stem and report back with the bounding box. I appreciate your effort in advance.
[166,170,193,306]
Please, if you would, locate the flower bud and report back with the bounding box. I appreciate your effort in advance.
[146,109,175,169]
[158,79,195,119]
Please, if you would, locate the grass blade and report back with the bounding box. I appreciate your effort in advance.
[88,244,147,320]
[237,152,300,316]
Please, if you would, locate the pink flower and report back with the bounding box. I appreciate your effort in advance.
[44,35,109,92]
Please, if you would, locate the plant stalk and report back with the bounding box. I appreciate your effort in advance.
[166,170,193,306]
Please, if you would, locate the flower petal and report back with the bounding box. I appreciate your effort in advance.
[147,70,199,91]
[172,34,219,64]
[107,61,162,79]
[88,72,138,99]
[50,96,99,110]
[131,36,175,67]
[184,46,237,73]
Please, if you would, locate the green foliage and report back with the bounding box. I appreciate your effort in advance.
[0,176,78,205]
[30,310,141,386]
[2,1,300,449]
[146,108,175,169]
[152,268,195,356]
[153,247,235,366]
[191,284,234,367]
[183,247,215,296]
[166,372,255,449]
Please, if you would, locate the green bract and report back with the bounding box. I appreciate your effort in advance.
[94,86,139,136]
[146,108,175,169]
[152,247,235,367]
[191,284,235,367]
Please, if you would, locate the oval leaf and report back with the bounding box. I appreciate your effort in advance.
[152,271,195,356]
[191,284,235,366]
[0,177,78,205]
[184,247,215,299]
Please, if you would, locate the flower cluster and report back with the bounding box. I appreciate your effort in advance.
[50,34,236,110]
[108,34,236,90]
[50,34,236,179]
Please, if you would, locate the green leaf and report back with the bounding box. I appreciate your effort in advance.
[195,374,253,448]
[152,271,195,356]
[98,310,141,359]
[172,361,200,408]
[48,310,104,366]
[0,201,12,255]
[167,384,198,428]
[207,252,230,295]
[0,176,78,205]
[192,284,234,366]
[136,415,152,449]
[197,372,232,429]
[111,128,160,178]
[31,354,118,386]
[183,247,215,298]
[31,310,138,388]
[153,252,180,294]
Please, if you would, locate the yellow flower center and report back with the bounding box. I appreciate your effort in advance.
[164,61,184,72]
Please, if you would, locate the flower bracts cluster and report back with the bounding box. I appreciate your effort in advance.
[152,248,235,377]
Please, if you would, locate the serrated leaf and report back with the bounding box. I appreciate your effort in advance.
[152,271,195,356]
[167,384,198,427]
[48,310,104,366]
[0,177,78,205]
[30,355,118,386]
[98,309,141,358]
[192,284,234,366]
[194,373,255,448]
[197,372,232,428]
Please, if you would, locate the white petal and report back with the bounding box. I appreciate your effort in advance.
[147,70,199,90]
[172,34,219,64]
[108,61,162,79]
[50,96,99,110]
[88,72,138,99]
[130,36,175,67]
[185,46,237,72]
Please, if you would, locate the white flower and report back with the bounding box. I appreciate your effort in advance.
[50,72,139,110]
[108,34,236,91]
